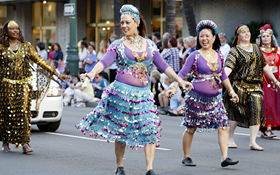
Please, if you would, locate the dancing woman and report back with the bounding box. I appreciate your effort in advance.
[76,5,192,175]
[223,25,280,151]
[259,24,280,138]
[0,20,68,153]
[168,20,239,167]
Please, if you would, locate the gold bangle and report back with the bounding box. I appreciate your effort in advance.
[170,86,176,90]
[273,79,278,85]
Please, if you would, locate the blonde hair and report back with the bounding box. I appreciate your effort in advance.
[150,70,161,81]
[164,77,173,84]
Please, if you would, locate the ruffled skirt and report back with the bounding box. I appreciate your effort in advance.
[76,81,162,149]
[182,89,228,131]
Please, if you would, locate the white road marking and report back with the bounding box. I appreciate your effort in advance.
[235,132,280,140]
[45,132,171,151]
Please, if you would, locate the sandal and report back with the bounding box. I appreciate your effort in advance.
[2,143,11,152]
[260,132,268,139]
[266,130,277,138]
[249,144,264,151]
[228,142,237,148]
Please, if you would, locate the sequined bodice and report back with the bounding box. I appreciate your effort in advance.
[0,43,32,79]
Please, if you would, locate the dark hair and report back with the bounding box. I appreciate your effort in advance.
[259,35,276,50]
[98,71,104,77]
[53,42,61,51]
[72,74,80,82]
[81,41,88,48]
[79,69,86,74]
[196,25,221,51]
[0,20,25,48]
[162,38,169,49]
[88,44,95,50]
[146,34,152,40]
[63,68,70,75]
[169,37,177,47]
[36,42,45,50]
[52,60,59,68]
[137,12,146,37]
[82,37,86,41]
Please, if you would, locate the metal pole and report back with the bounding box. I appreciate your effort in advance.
[66,0,79,75]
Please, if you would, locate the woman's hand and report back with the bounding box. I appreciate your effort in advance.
[276,81,280,89]
[58,74,70,83]
[230,91,239,103]
[81,72,95,82]
[166,87,177,98]
[180,80,194,92]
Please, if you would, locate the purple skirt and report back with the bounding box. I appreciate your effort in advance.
[182,89,228,131]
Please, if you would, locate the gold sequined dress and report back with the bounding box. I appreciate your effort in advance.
[223,44,267,127]
[0,41,54,148]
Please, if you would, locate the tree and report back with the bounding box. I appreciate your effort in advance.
[165,0,176,37]
[114,0,121,38]
[182,0,196,36]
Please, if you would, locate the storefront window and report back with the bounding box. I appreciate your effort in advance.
[0,5,7,27]
[43,2,56,26]
[32,2,56,49]
[100,0,114,23]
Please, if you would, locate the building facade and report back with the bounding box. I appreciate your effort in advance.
[1,0,280,58]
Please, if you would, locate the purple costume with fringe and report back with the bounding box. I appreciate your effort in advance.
[178,51,228,131]
[76,39,169,149]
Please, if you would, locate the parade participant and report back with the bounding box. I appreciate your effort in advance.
[224,25,280,151]
[259,24,280,138]
[0,20,69,153]
[76,4,192,175]
[167,20,239,167]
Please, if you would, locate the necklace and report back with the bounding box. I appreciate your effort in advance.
[239,44,252,51]
[122,35,144,51]
[9,41,20,51]
[200,49,219,72]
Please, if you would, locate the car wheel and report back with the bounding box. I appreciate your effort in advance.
[37,119,61,132]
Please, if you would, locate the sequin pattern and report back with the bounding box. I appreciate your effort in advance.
[0,41,54,148]
[76,39,162,149]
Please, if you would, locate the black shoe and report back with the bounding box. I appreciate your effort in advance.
[221,157,239,167]
[146,169,157,175]
[182,157,196,166]
[115,167,125,175]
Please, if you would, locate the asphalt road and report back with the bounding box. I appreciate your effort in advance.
[0,106,279,175]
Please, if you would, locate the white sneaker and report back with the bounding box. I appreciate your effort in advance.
[75,102,86,108]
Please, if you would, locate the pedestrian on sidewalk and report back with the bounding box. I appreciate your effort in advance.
[167,20,239,168]
[76,4,192,175]
[223,25,280,151]
[0,20,69,154]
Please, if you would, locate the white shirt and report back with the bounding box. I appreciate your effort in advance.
[79,48,88,68]
[220,43,231,61]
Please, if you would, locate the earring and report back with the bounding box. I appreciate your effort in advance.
[134,29,139,36]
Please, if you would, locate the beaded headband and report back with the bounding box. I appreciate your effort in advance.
[196,20,218,35]
[120,4,140,26]
[236,25,249,35]
[7,20,19,28]
[259,24,273,36]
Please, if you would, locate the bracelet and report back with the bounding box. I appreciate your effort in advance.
[170,87,176,90]
[178,79,183,85]
[228,88,234,95]
[273,79,278,85]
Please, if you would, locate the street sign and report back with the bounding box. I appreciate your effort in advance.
[64,3,75,16]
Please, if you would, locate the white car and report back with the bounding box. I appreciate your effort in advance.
[30,64,63,132]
